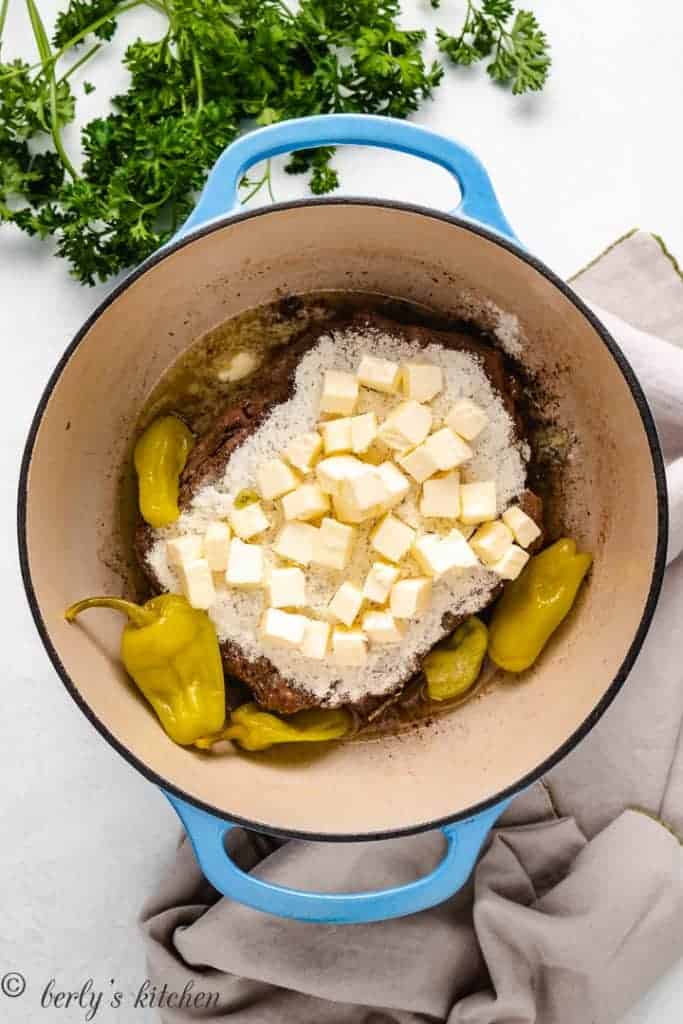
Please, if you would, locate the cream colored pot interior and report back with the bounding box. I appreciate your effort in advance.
[23,203,660,836]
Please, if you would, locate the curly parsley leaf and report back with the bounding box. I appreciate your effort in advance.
[285,146,340,194]
[487,9,550,93]
[437,0,550,94]
[53,0,120,47]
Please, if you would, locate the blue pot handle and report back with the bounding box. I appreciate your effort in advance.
[164,790,511,924]
[176,113,517,243]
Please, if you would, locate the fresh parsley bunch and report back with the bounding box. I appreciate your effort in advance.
[0,0,550,284]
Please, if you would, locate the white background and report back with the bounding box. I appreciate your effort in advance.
[1,1,682,1021]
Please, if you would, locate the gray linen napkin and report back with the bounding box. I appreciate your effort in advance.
[140,231,683,1024]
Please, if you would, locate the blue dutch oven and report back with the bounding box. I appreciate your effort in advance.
[19,115,667,925]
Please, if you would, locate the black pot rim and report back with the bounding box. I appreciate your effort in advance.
[17,197,669,842]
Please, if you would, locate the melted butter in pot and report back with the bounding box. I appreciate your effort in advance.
[138,292,449,436]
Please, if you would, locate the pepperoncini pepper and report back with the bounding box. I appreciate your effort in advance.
[489,538,592,673]
[65,594,225,745]
[196,703,353,752]
[423,616,488,702]
[134,415,194,528]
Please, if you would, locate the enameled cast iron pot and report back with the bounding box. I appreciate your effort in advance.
[19,115,668,924]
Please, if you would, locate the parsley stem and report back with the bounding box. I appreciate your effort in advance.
[240,161,275,206]
[25,0,78,179]
[265,159,275,203]
[0,0,156,82]
[49,0,162,64]
[57,42,101,84]
[460,0,474,42]
[192,46,204,110]
[0,0,10,54]
[139,186,172,213]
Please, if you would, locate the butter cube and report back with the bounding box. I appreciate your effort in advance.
[340,467,390,515]
[376,461,410,509]
[332,627,368,666]
[413,531,478,577]
[490,544,530,580]
[377,400,432,451]
[321,417,353,454]
[257,458,300,501]
[371,514,416,563]
[446,399,488,441]
[269,566,306,608]
[181,558,216,609]
[411,534,444,577]
[424,427,473,471]
[284,431,323,474]
[217,350,259,382]
[470,521,514,565]
[332,492,373,524]
[397,443,440,483]
[454,521,476,540]
[230,500,270,540]
[301,618,331,660]
[203,521,231,572]
[357,354,401,394]
[320,370,358,416]
[390,577,432,619]
[261,608,307,648]
[328,582,364,627]
[502,505,542,548]
[363,561,401,604]
[420,471,460,519]
[400,362,443,403]
[166,534,203,569]
[226,538,264,587]
[459,481,497,524]
[362,610,405,645]
[272,522,318,565]
[316,455,366,496]
[282,482,330,522]
[395,497,422,530]
[442,528,480,568]
[312,517,355,570]
[350,412,378,453]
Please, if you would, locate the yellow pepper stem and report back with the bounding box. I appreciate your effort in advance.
[65,596,156,629]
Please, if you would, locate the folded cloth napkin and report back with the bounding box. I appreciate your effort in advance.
[140,230,683,1024]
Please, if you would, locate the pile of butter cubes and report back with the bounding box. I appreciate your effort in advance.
[165,354,541,667]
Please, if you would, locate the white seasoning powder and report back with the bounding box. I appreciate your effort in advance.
[486,302,525,358]
[147,325,528,705]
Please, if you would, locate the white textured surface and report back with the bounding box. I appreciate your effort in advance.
[1,0,682,1020]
